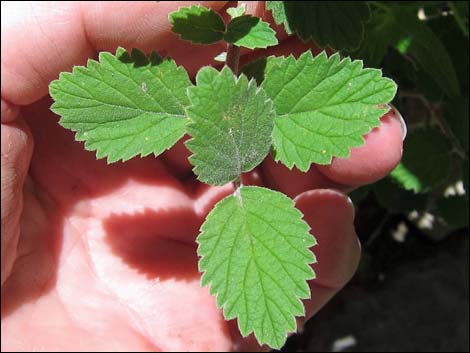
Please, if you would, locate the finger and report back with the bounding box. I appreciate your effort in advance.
[160,135,193,176]
[1,117,34,285]
[260,155,347,198]
[259,107,406,198]
[1,1,228,107]
[22,98,196,232]
[316,107,406,187]
[227,189,360,351]
[1,99,20,124]
[163,38,325,178]
[294,189,360,322]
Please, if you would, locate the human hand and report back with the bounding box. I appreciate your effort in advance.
[1,2,405,351]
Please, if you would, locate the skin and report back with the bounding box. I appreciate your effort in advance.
[1,1,406,351]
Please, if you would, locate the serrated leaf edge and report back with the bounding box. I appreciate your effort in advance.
[49,47,191,164]
[224,14,279,49]
[184,66,277,185]
[261,50,396,171]
[196,185,317,348]
[168,5,226,45]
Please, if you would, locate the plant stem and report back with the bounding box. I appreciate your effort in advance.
[226,43,240,75]
[233,177,242,190]
[226,42,243,191]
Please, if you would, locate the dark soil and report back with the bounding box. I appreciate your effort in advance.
[282,222,469,352]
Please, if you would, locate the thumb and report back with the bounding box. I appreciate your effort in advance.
[1,105,33,286]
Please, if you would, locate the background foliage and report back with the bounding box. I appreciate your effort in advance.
[270,1,469,351]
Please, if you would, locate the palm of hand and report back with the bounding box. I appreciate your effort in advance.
[1,2,404,351]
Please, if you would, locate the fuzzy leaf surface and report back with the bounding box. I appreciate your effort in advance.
[186,67,275,185]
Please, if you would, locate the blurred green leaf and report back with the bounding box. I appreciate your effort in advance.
[392,6,461,98]
[266,1,370,50]
[352,3,460,99]
[382,49,418,93]
[444,97,469,154]
[427,15,469,96]
[347,9,402,67]
[396,37,412,54]
[390,128,453,193]
[374,178,427,213]
[448,1,469,37]
[454,1,469,17]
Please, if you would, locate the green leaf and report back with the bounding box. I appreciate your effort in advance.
[49,48,191,163]
[197,186,316,349]
[260,51,397,171]
[392,6,461,98]
[227,4,246,19]
[266,1,290,32]
[266,1,370,50]
[395,36,412,55]
[444,97,469,154]
[347,10,403,67]
[373,178,427,213]
[390,128,453,193]
[186,67,275,185]
[448,1,469,37]
[224,15,278,49]
[427,15,469,97]
[169,5,225,44]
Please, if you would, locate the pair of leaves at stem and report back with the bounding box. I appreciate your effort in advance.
[49,46,396,348]
[170,2,373,52]
[169,5,278,49]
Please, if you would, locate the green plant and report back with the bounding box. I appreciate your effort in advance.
[347,1,469,241]
[48,2,401,349]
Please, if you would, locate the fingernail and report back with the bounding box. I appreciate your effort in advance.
[345,195,356,219]
[390,103,407,141]
[1,98,20,123]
